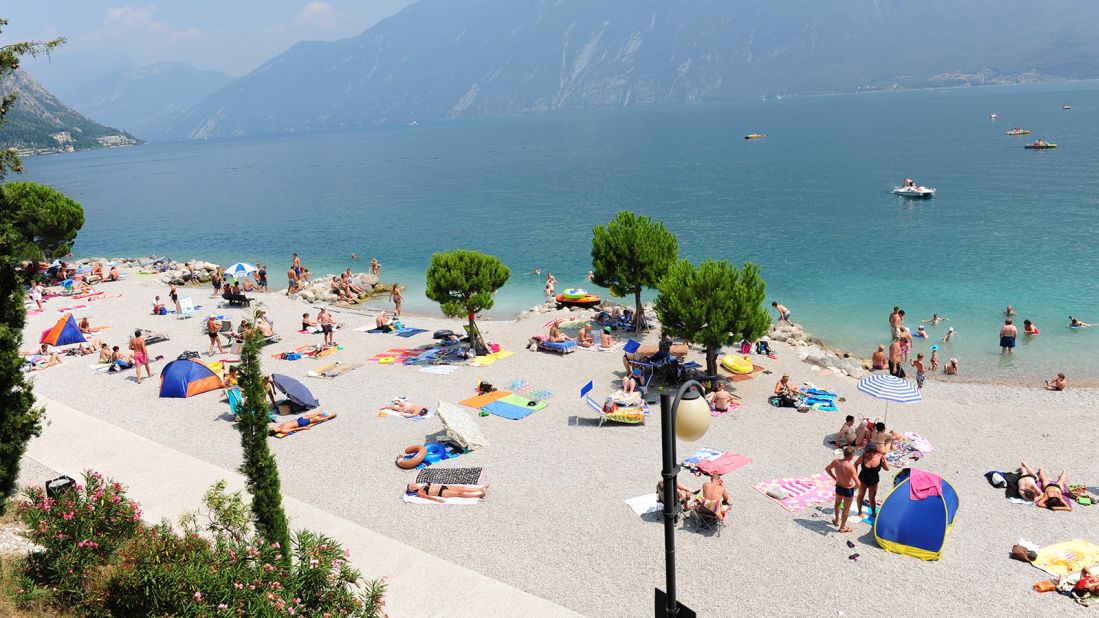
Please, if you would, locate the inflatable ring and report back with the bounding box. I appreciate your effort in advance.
[378,356,395,365]
[396,445,426,469]
[424,442,447,463]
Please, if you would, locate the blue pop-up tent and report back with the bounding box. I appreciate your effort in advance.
[40,313,86,346]
[874,469,959,561]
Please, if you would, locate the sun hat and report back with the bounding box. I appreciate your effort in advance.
[931,344,940,351]
[948,327,954,331]
[603,326,612,333]
[209,313,217,318]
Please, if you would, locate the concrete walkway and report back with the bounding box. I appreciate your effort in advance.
[26,396,580,618]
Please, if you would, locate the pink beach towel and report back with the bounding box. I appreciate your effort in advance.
[909,469,943,500]
[697,452,752,476]
[754,473,836,512]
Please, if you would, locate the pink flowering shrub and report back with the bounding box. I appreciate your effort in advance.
[13,476,387,617]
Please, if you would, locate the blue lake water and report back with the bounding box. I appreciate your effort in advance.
[22,81,1099,380]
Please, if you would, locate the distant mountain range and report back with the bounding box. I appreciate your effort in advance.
[62,62,233,141]
[0,70,140,154]
[166,0,1099,140]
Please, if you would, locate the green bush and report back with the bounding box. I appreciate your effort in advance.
[12,474,387,617]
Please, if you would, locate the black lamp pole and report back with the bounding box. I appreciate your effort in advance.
[659,380,705,617]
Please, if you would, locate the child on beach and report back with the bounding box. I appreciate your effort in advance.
[771,301,792,325]
[944,358,959,375]
[929,345,940,371]
[825,447,858,533]
[911,353,927,389]
[1044,373,1066,391]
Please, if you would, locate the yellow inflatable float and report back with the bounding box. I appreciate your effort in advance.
[721,354,754,374]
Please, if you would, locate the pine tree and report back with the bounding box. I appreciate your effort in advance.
[235,323,291,563]
[591,211,679,332]
[425,250,510,355]
[655,259,771,378]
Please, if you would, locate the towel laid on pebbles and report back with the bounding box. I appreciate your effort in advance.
[625,493,663,517]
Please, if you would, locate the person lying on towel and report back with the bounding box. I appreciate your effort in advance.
[271,410,331,434]
[406,482,489,503]
[382,397,430,417]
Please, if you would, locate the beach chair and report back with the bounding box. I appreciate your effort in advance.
[221,292,252,307]
[177,297,196,319]
[137,329,170,345]
[226,387,276,422]
[691,499,728,535]
[586,396,645,426]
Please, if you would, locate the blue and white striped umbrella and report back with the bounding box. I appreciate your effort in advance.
[223,262,256,279]
[857,374,922,403]
[857,374,921,424]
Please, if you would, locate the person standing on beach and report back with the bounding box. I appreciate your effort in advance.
[390,283,403,316]
[771,301,792,325]
[371,258,380,278]
[256,264,268,293]
[130,330,151,385]
[29,281,43,311]
[855,444,889,519]
[911,353,927,389]
[292,252,301,275]
[286,267,298,295]
[826,447,858,533]
[206,314,224,356]
[318,307,334,347]
[210,271,223,298]
[1000,319,1018,354]
[929,345,940,371]
[889,306,901,337]
[888,336,905,378]
[169,282,182,315]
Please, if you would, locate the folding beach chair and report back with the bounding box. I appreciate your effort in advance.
[691,498,728,535]
[586,396,644,426]
[177,297,196,319]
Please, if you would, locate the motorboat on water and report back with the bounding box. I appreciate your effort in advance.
[1024,139,1057,149]
[989,113,998,119]
[1005,128,1030,136]
[1062,104,1071,110]
[893,185,936,198]
[745,133,766,140]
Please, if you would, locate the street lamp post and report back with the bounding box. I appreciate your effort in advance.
[658,380,712,617]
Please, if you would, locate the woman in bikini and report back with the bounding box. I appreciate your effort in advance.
[855,444,889,519]
[406,482,489,503]
[1016,462,1042,501]
[1035,469,1073,511]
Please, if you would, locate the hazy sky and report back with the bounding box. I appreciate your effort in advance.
[2,1,415,78]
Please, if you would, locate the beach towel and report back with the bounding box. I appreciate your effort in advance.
[416,467,483,485]
[482,395,545,420]
[538,340,576,354]
[509,379,552,401]
[682,447,724,469]
[625,493,663,517]
[904,432,935,453]
[469,349,513,367]
[754,473,838,512]
[459,391,510,409]
[910,469,943,500]
[396,328,428,338]
[697,452,752,476]
[711,401,742,417]
[419,365,458,375]
[402,485,483,506]
[377,407,436,419]
[1032,540,1099,577]
[307,363,362,378]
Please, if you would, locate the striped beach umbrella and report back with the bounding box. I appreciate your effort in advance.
[857,374,921,424]
[223,262,256,280]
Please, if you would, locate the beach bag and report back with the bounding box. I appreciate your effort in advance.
[283,352,302,361]
[158,307,167,315]
[767,395,783,408]
[1033,580,1057,593]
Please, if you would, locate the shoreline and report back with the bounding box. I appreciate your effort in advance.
[57,254,1099,390]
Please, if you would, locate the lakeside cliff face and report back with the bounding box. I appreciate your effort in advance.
[0,70,141,155]
[168,0,1099,139]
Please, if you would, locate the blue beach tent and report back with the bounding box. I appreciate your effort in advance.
[873,469,959,561]
[39,313,86,346]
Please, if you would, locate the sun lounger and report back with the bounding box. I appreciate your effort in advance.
[221,292,252,307]
[586,396,645,426]
[137,329,170,345]
[538,339,577,354]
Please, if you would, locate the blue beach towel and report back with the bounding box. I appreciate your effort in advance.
[397,328,428,338]
[481,400,536,420]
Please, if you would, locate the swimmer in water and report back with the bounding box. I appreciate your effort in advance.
[922,313,949,326]
[942,327,956,343]
[350,253,358,259]
[1005,305,1016,316]
[1068,316,1091,328]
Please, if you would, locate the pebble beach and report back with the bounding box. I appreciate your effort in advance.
[15,258,1099,617]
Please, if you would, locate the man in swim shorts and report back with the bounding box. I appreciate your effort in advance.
[999,319,1017,354]
[912,352,927,389]
[826,447,858,533]
[129,329,151,384]
[771,301,792,325]
[888,336,905,378]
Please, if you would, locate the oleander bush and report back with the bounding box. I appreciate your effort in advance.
[9,473,386,617]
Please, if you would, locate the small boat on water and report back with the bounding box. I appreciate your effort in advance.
[556,289,601,308]
[989,113,998,119]
[893,185,936,198]
[744,133,766,140]
[1024,140,1057,149]
[1062,104,1071,110]
[1005,128,1031,136]
[893,179,935,198]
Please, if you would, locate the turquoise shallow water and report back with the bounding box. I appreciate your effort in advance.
[22,81,1099,380]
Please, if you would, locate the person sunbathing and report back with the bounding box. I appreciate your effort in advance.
[599,326,614,349]
[1036,469,1073,511]
[694,474,731,519]
[91,263,104,278]
[706,382,735,412]
[72,279,93,293]
[1045,373,1067,391]
[23,344,63,370]
[1073,567,1099,600]
[106,265,120,281]
[773,374,802,404]
[256,319,275,338]
[330,277,350,301]
[302,313,318,330]
[548,320,571,343]
[271,410,331,434]
[74,338,104,356]
[382,398,431,417]
[405,482,489,502]
[78,317,110,334]
[1016,462,1042,502]
[375,311,392,330]
[657,479,695,512]
[577,323,594,347]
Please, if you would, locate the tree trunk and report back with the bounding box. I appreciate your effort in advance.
[706,345,719,382]
[634,289,644,333]
[468,311,482,356]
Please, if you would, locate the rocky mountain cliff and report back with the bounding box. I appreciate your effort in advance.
[166,0,1099,139]
[0,70,141,154]
[63,62,232,141]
